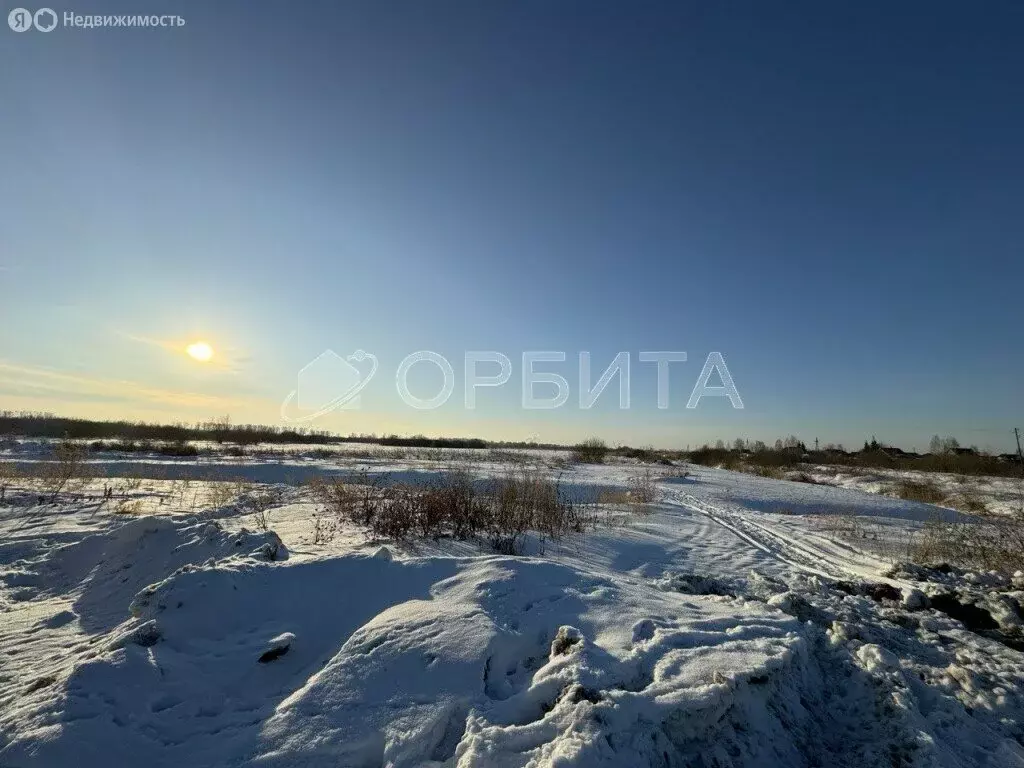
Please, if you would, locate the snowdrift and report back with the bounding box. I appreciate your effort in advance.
[3,475,1023,768]
[0,516,851,768]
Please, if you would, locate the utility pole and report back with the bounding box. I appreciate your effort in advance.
[1015,428,1024,476]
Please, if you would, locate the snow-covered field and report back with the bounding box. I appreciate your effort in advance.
[795,465,1024,518]
[2,451,1023,767]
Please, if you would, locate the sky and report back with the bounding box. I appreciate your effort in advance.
[1,0,1022,451]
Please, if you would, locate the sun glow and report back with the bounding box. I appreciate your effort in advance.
[185,341,214,362]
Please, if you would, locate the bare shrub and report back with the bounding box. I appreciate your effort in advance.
[310,471,391,532]
[206,481,240,509]
[242,488,282,532]
[357,477,387,525]
[487,471,541,554]
[572,438,608,464]
[688,448,743,471]
[306,465,587,556]
[617,445,657,463]
[29,439,90,502]
[252,508,270,532]
[329,469,390,526]
[306,475,364,544]
[422,468,483,539]
[486,469,587,554]
[168,478,193,506]
[626,467,658,504]
[118,476,144,496]
[522,472,580,545]
[353,469,486,542]
[370,486,415,540]
[894,479,945,505]
[308,476,359,524]
[408,484,444,539]
[0,461,23,502]
[310,509,339,544]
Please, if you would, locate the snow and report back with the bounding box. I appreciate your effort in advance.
[903,587,930,611]
[797,464,1024,518]
[855,642,900,673]
[1,453,1022,767]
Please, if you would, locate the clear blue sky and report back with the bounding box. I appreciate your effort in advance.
[1,1,1022,451]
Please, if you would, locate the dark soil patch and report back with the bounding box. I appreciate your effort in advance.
[864,583,902,602]
[930,593,998,632]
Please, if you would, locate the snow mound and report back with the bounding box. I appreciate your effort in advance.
[0,516,286,631]
[2,551,818,768]
[258,632,296,663]
[254,557,816,767]
[5,494,1024,768]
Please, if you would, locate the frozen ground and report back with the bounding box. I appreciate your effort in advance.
[1,453,1023,767]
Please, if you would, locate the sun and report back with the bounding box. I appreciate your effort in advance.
[185,341,214,362]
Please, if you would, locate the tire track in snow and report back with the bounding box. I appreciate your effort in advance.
[662,489,847,580]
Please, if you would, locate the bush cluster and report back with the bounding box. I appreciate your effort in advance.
[686,444,1022,478]
[89,439,200,457]
[310,468,589,555]
[572,438,609,464]
[894,479,946,504]
[626,467,659,503]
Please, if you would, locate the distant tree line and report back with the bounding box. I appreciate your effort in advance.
[375,434,488,449]
[686,434,1022,477]
[0,412,337,445]
[0,412,565,452]
[3,412,1018,476]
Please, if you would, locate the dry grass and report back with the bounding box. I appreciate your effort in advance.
[909,506,1024,574]
[114,499,144,515]
[821,513,922,563]
[824,487,1024,575]
[746,464,784,480]
[946,487,989,515]
[893,479,946,505]
[598,489,633,505]
[0,461,23,502]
